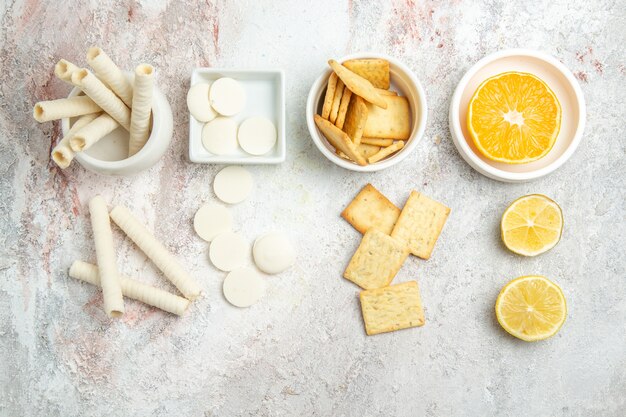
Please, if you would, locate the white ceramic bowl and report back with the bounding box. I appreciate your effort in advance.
[188,68,286,164]
[306,53,427,172]
[61,80,173,176]
[449,49,586,182]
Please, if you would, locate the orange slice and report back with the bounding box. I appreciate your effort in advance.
[467,72,561,164]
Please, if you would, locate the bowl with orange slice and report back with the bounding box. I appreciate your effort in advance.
[449,49,586,182]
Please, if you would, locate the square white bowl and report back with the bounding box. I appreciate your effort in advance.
[188,68,285,164]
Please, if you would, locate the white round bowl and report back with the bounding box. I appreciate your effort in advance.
[62,82,173,176]
[306,53,427,172]
[449,49,586,182]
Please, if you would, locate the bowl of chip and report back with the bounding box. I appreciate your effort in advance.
[306,53,427,172]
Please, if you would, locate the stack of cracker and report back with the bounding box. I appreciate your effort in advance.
[341,184,450,335]
[315,59,411,165]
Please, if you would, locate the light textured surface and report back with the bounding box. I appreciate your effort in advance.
[0,1,624,416]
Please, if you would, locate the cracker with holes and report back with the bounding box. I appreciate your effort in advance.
[343,229,409,290]
[343,58,390,89]
[364,95,411,140]
[341,183,400,235]
[360,281,425,335]
[391,191,450,259]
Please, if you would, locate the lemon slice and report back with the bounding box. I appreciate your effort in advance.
[495,275,567,341]
[501,194,563,256]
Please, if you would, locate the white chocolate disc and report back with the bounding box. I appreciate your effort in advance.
[209,232,249,271]
[202,117,238,155]
[209,77,246,116]
[222,267,265,308]
[187,83,217,122]
[193,203,232,242]
[213,166,253,204]
[253,232,295,274]
[238,116,277,155]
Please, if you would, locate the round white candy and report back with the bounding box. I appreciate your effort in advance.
[253,232,295,274]
[209,77,246,116]
[193,203,232,242]
[209,232,249,272]
[238,117,277,155]
[213,166,253,204]
[187,83,217,122]
[222,267,265,308]
[202,117,238,155]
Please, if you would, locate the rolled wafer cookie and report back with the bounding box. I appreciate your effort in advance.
[69,113,119,152]
[54,59,80,84]
[128,64,154,156]
[33,96,102,122]
[72,68,131,131]
[89,196,124,317]
[69,261,190,316]
[109,205,201,300]
[51,113,100,168]
[86,47,134,107]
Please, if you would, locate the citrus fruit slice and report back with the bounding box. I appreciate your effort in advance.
[467,72,561,163]
[501,194,563,256]
[495,275,567,341]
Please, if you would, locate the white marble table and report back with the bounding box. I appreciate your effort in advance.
[1,1,624,415]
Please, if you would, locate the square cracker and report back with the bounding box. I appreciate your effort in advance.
[343,58,390,89]
[336,144,380,162]
[343,95,368,145]
[321,72,338,119]
[360,281,425,335]
[356,143,380,159]
[367,141,404,164]
[334,87,353,129]
[391,191,450,259]
[377,88,397,96]
[341,183,400,235]
[344,229,409,290]
[329,60,387,109]
[329,79,345,123]
[314,115,366,166]
[364,95,411,140]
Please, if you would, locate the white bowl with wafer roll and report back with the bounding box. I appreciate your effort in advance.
[61,80,173,176]
[35,47,173,176]
[306,53,427,172]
